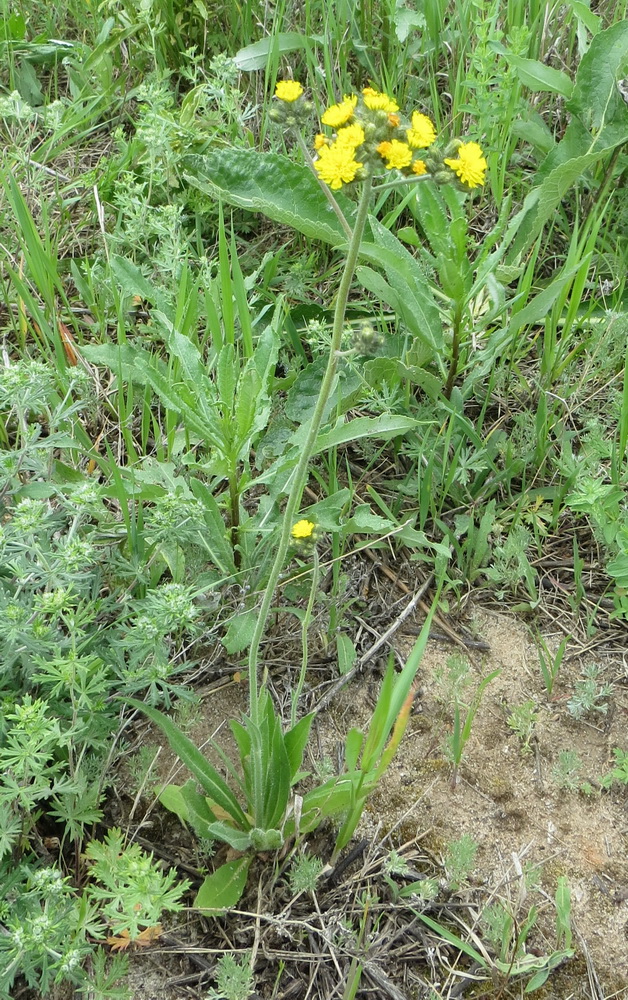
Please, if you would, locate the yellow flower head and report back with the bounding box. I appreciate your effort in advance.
[411,159,428,176]
[314,133,329,150]
[362,86,399,113]
[291,519,316,540]
[388,113,400,127]
[321,95,358,128]
[335,123,365,148]
[444,141,487,189]
[406,112,436,149]
[275,80,304,102]
[377,138,412,170]
[314,141,363,189]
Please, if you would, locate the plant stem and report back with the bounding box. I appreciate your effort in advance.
[228,460,241,569]
[291,547,319,728]
[247,177,374,723]
[444,299,463,400]
[295,132,353,241]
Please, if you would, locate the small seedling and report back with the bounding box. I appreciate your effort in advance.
[444,666,500,787]
[507,700,538,755]
[600,748,628,788]
[288,853,325,894]
[552,750,583,792]
[535,633,568,696]
[567,663,613,720]
[206,952,255,1000]
[443,834,478,889]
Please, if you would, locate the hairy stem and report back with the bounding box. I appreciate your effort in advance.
[247,177,373,723]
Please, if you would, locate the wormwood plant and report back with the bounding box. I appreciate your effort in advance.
[132,78,487,905]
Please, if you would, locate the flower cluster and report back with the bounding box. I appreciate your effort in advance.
[273,81,487,193]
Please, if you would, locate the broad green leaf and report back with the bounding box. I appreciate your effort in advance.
[133,354,223,450]
[285,359,362,424]
[336,634,357,677]
[505,21,628,261]
[510,116,555,155]
[233,32,316,71]
[179,780,217,836]
[184,151,358,247]
[359,219,444,356]
[344,728,364,771]
[157,784,191,825]
[159,780,216,838]
[189,478,237,575]
[284,713,314,780]
[524,950,574,992]
[195,857,251,912]
[222,608,258,654]
[313,414,419,453]
[502,53,573,97]
[566,19,628,129]
[166,328,213,399]
[301,488,352,530]
[343,505,393,534]
[298,773,362,828]
[361,357,442,400]
[110,255,171,314]
[125,699,248,827]
[216,343,238,411]
[555,876,572,949]
[81,343,151,384]
[564,0,601,35]
[507,264,582,336]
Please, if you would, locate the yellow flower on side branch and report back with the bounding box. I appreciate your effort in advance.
[377,139,413,170]
[362,86,399,113]
[406,111,436,149]
[313,142,363,190]
[291,519,316,540]
[274,80,304,102]
[321,95,358,127]
[444,141,487,189]
[335,123,366,149]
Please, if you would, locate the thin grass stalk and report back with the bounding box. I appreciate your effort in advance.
[247,177,374,725]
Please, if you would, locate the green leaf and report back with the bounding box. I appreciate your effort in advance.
[344,728,364,771]
[359,219,444,357]
[133,354,223,450]
[555,876,572,950]
[507,265,582,336]
[216,343,238,411]
[566,19,628,129]
[301,488,352,530]
[195,857,251,912]
[110,255,171,314]
[312,414,419,453]
[416,913,487,966]
[158,780,216,837]
[564,0,601,35]
[343,505,393,534]
[336,634,357,677]
[222,608,258,654]
[125,699,248,828]
[189,478,237,575]
[184,151,358,247]
[233,32,316,71]
[284,713,314,780]
[502,53,573,97]
[505,21,628,262]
